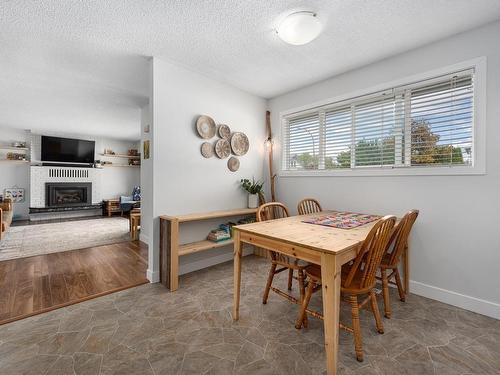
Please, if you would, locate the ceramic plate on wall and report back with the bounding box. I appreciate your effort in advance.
[218,124,231,139]
[200,142,214,158]
[196,115,216,139]
[230,132,249,156]
[227,156,240,172]
[215,139,231,159]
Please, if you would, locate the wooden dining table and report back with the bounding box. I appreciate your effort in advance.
[232,211,409,375]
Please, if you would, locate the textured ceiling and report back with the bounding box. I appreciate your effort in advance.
[2,1,500,139]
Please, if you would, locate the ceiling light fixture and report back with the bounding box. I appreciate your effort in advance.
[276,11,322,46]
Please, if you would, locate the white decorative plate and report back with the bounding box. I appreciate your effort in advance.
[200,142,214,158]
[218,124,231,139]
[230,132,249,156]
[227,157,240,172]
[215,139,231,159]
[196,115,216,139]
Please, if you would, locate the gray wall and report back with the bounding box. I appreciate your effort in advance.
[268,21,500,318]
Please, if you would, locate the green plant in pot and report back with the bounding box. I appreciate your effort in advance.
[240,178,264,208]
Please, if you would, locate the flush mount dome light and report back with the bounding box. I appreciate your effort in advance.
[276,11,322,45]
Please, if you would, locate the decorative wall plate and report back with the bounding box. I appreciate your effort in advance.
[215,139,231,159]
[227,157,240,172]
[201,142,214,158]
[196,115,216,139]
[218,124,231,139]
[230,132,249,156]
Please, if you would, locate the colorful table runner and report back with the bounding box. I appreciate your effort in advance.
[302,211,381,229]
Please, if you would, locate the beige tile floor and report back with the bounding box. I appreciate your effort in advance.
[0,255,498,375]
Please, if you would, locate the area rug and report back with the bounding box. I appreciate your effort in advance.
[303,211,381,229]
[0,217,130,261]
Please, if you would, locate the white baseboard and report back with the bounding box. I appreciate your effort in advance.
[139,233,149,244]
[146,269,160,283]
[410,280,500,320]
[179,247,254,275]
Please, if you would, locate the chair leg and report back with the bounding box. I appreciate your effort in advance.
[295,279,315,329]
[394,269,406,302]
[349,295,364,362]
[263,262,277,304]
[287,268,293,291]
[381,269,391,319]
[370,291,384,334]
[297,269,308,328]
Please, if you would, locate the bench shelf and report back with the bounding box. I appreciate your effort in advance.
[159,208,257,291]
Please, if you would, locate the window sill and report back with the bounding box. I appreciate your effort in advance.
[279,165,486,177]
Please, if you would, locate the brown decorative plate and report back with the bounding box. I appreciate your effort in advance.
[200,142,214,158]
[230,132,249,156]
[227,157,240,172]
[218,124,231,139]
[215,139,231,159]
[196,115,216,139]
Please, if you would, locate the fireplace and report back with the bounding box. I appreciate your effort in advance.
[45,182,92,207]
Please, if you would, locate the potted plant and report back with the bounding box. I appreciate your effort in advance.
[240,178,264,208]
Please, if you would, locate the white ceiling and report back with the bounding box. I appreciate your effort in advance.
[2,1,500,140]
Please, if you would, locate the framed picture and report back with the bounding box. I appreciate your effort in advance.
[4,187,25,203]
[143,140,150,160]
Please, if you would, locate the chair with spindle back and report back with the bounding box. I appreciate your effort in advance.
[295,215,396,362]
[297,198,322,215]
[257,203,308,319]
[378,210,419,318]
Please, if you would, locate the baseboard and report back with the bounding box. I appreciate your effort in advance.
[179,247,254,275]
[146,269,160,283]
[410,280,500,320]
[139,233,149,244]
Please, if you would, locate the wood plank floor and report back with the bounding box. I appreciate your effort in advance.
[0,241,148,325]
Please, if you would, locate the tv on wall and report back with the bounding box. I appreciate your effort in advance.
[41,136,95,164]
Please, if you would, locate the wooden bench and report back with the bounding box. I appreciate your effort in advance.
[159,208,257,291]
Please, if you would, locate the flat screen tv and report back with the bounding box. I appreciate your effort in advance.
[41,136,95,164]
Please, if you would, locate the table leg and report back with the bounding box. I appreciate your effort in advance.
[233,230,242,321]
[321,252,341,375]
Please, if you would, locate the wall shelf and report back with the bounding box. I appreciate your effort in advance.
[0,146,29,151]
[0,160,30,164]
[99,153,140,160]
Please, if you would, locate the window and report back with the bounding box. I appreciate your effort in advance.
[281,65,480,175]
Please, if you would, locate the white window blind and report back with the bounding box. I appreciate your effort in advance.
[282,68,474,171]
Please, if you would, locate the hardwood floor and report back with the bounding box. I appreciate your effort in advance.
[0,241,148,325]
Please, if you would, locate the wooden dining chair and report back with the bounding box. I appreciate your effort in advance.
[257,203,307,316]
[295,215,396,362]
[297,198,322,215]
[379,209,419,318]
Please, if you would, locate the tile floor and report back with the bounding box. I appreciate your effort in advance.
[0,255,498,375]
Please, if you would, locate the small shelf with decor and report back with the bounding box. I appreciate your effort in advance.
[0,144,30,163]
[159,208,257,291]
[98,148,141,168]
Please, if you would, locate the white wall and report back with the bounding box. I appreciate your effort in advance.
[0,127,140,219]
[31,132,140,200]
[268,21,500,318]
[0,126,30,219]
[140,101,152,245]
[146,58,266,281]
